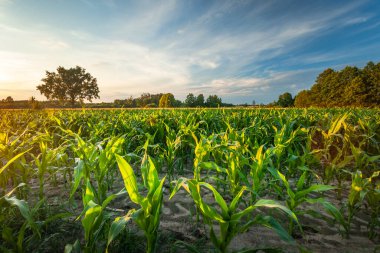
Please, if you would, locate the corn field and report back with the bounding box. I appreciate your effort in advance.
[0,108,379,253]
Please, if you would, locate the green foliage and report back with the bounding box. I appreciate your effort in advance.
[37,66,100,106]
[269,168,336,234]
[0,108,379,252]
[170,179,297,253]
[277,92,294,107]
[294,90,313,107]
[295,61,380,107]
[185,93,197,107]
[206,94,222,107]
[185,93,206,107]
[109,154,166,253]
[3,96,14,103]
[196,94,205,106]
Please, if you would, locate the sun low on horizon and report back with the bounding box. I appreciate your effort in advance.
[1,0,380,104]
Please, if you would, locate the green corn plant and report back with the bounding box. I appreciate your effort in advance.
[345,170,380,239]
[271,123,306,170]
[30,141,66,200]
[318,114,350,182]
[249,145,273,202]
[198,149,249,199]
[0,148,31,199]
[69,132,124,204]
[0,131,32,196]
[108,154,166,253]
[1,152,37,252]
[177,114,208,163]
[170,178,298,253]
[365,175,380,239]
[349,142,380,173]
[1,166,66,253]
[269,167,336,235]
[215,125,251,196]
[76,179,125,253]
[220,122,250,155]
[0,185,42,253]
[285,128,318,177]
[192,132,214,181]
[162,123,182,182]
[357,117,380,154]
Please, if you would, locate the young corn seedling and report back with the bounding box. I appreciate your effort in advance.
[0,131,32,196]
[69,132,124,204]
[0,185,42,253]
[31,141,66,201]
[74,178,126,253]
[108,154,166,253]
[199,149,249,199]
[349,142,380,173]
[1,157,69,253]
[345,170,379,239]
[0,155,39,253]
[249,145,274,202]
[192,132,215,181]
[365,175,380,240]
[170,178,298,253]
[269,167,336,235]
[162,123,181,183]
[271,123,305,170]
[62,172,123,253]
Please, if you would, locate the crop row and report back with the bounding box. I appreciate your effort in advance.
[0,108,379,252]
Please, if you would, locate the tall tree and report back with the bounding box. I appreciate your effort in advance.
[185,93,196,107]
[363,61,380,105]
[294,90,313,107]
[4,96,14,103]
[294,61,380,107]
[277,92,294,107]
[37,66,100,107]
[196,94,205,107]
[205,95,222,107]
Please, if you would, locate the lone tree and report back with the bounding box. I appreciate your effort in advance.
[3,96,14,103]
[277,92,294,107]
[37,66,100,107]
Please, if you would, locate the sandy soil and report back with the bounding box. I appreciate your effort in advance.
[22,169,380,253]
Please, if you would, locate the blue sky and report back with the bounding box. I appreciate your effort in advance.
[1,0,380,104]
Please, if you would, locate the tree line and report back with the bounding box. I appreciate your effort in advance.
[294,61,380,107]
[113,92,231,108]
[1,62,379,109]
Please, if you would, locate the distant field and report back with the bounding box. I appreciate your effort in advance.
[1,108,379,252]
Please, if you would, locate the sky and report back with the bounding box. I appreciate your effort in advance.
[1,0,380,104]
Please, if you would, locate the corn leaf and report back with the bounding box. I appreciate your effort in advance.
[116,154,141,204]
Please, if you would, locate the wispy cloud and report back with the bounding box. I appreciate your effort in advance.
[344,16,369,25]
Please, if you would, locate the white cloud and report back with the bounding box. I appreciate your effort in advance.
[190,58,219,70]
[190,77,270,97]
